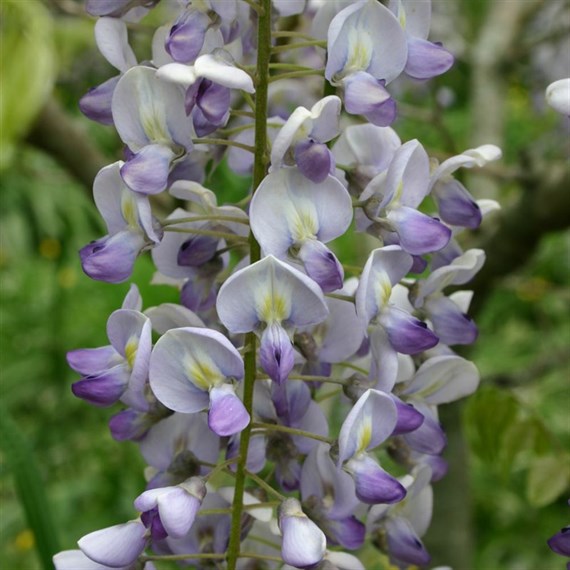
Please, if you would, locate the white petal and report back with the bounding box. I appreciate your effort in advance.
[95,18,137,73]
[217,487,273,522]
[194,52,255,93]
[546,78,570,115]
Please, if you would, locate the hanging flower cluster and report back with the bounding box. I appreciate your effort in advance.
[56,1,502,568]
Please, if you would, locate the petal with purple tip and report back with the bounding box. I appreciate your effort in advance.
[294,140,335,183]
[433,179,482,229]
[387,206,451,255]
[120,144,176,195]
[67,346,119,376]
[391,396,424,435]
[425,295,478,345]
[380,306,439,354]
[71,366,130,407]
[165,10,210,64]
[404,37,454,79]
[347,454,406,504]
[79,76,119,126]
[259,323,295,384]
[343,72,397,126]
[208,384,250,436]
[298,240,344,293]
[385,516,431,566]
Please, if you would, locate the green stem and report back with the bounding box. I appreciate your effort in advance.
[272,30,320,41]
[244,469,287,502]
[315,387,343,403]
[251,421,334,445]
[162,227,247,242]
[226,0,271,567]
[162,214,249,226]
[141,553,226,562]
[203,457,239,481]
[269,69,325,82]
[242,0,262,13]
[337,361,369,375]
[271,40,327,53]
[192,138,255,153]
[230,109,256,119]
[325,292,355,303]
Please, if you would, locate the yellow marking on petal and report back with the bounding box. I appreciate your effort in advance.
[186,358,223,391]
[125,337,139,369]
[121,191,139,229]
[392,180,404,205]
[259,292,289,324]
[290,208,318,243]
[345,29,373,73]
[357,418,373,454]
[374,270,393,311]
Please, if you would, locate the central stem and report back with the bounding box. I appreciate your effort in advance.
[226,1,271,568]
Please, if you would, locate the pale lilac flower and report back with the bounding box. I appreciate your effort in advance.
[389,0,454,80]
[337,389,405,504]
[367,465,433,566]
[250,168,352,292]
[69,306,152,411]
[134,477,206,539]
[139,413,219,488]
[428,145,502,229]
[112,66,195,194]
[358,139,451,255]
[149,327,249,436]
[325,0,408,125]
[85,0,159,19]
[79,162,160,283]
[270,96,341,182]
[217,255,329,383]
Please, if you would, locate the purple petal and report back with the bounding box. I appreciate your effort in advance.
[387,206,451,255]
[298,240,344,293]
[327,516,365,550]
[343,72,397,127]
[425,296,478,345]
[196,80,230,125]
[157,486,203,538]
[208,384,250,436]
[177,235,219,267]
[181,277,217,312]
[79,76,119,126]
[294,140,335,183]
[347,455,406,504]
[548,527,570,557]
[120,144,176,195]
[405,37,454,80]
[391,396,424,435]
[403,406,447,455]
[109,409,153,441]
[385,516,431,566]
[67,346,118,376]
[380,307,439,354]
[433,179,482,229]
[259,323,295,384]
[166,10,210,63]
[80,231,144,284]
[78,520,147,568]
[72,366,129,407]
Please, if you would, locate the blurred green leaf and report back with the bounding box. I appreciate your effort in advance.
[464,385,519,464]
[0,403,60,569]
[527,455,570,507]
[0,0,56,169]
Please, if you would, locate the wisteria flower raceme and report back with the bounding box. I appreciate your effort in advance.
[57,0,503,567]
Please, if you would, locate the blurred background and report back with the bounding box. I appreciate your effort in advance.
[1,0,569,569]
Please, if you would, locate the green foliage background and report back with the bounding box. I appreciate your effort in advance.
[1,1,568,569]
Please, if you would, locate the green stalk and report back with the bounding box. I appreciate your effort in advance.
[225,0,271,567]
